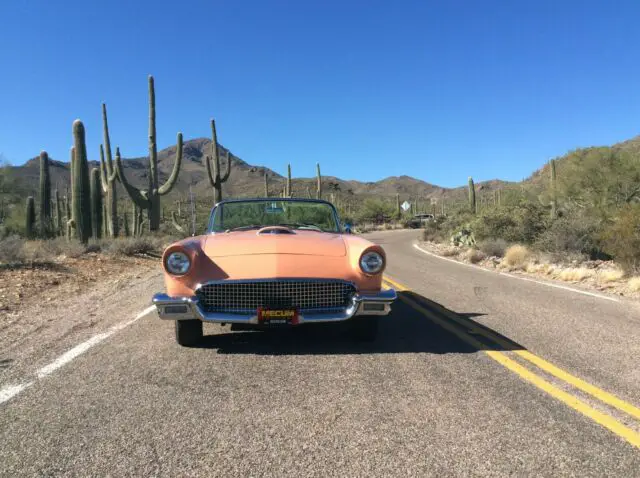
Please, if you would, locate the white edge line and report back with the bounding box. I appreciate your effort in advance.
[0,381,34,405]
[1,305,157,404]
[412,242,620,303]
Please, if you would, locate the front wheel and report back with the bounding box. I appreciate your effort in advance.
[349,316,379,342]
[175,319,203,346]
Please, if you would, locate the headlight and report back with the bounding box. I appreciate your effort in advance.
[166,251,191,275]
[360,251,384,274]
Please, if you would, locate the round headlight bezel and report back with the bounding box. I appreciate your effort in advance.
[359,250,384,275]
[165,251,191,275]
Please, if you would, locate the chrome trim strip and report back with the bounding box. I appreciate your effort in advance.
[152,288,396,323]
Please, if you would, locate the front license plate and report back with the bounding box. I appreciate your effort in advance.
[258,307,299,325]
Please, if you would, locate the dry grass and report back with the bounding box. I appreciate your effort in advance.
[463,248,486,264]
[628,277,640,292]
[503,245,531,269]
[556,268,595,282]
[596,269,625,284]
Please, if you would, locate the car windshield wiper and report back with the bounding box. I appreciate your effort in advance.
[277,223,324,232]
[225,224,264,232]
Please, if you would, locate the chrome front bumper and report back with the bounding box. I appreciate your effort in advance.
[152,289,397,324]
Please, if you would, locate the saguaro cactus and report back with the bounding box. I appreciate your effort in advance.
[286,164,292,197]
[100,104,119,237]
[25,196,35,238]
[90,168,103,239]
[133,203,139,237]
[549,159,557,219]
[115,76,183,231]
[205,119,231,203]
[39,151,51,236]
[264,171,269,197]
[123,210,130,237]
[396,194,401,218]
[54,189,62,236]
[468,177,476,214]
[71,121,92,243]
[316,163,322,199]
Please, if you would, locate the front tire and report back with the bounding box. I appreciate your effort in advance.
[175,319,203,346]
[349,316,379,342]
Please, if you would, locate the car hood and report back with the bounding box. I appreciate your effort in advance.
[202,230,346,257]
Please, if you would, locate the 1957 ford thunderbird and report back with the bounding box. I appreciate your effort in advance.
[152,198,397,346]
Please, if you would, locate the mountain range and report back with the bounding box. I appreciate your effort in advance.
[8,133,640,205]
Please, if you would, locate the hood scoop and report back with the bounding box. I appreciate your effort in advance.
[256,226,296,235]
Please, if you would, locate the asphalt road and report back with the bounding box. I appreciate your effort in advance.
[2,229,640,477]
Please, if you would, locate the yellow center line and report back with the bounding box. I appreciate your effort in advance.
[382,275,640,449]
[383,274,640,422]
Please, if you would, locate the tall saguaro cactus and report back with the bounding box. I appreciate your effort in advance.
[115,76,183,231]
[468,177,476,214]
[264,171,269,197]
[549,159,557,219]
[25,196,35,238]
[205,119,231,203]
[316,163,322,199]
[90,168,103,239]
[71,121,92,243]
[286,164,292,197]
[396,193,401,218]
[100,104,119,237]
[39,151,52,236]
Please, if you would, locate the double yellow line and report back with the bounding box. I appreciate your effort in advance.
[382,275,640,449]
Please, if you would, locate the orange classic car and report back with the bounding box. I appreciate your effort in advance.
[152,198,397,346]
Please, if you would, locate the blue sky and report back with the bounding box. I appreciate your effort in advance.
[1,0,639,187]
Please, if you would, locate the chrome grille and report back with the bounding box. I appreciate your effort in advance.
[196,279,356,314]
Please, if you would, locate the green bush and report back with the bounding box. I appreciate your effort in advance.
[471,203,548,244]
[355,198,395,225]
[534,215,603,258]
[601,204,640,274]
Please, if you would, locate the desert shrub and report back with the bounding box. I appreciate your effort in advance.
[472,208,519,242]
[422,216,447,242]
[478,238,508,257]
[103,236,167,257]
[535,215,603,258]
[600,204,640,274]
[441,247,459,257]
[628,277,640,292]
[0,235,26,264]
[504,245,531,268]
[356,199,395,225]
[463,248,485,264]
[471,203,548,245]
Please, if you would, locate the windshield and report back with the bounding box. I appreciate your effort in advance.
[208,199,340,233]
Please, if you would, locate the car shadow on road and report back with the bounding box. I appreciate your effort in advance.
[195,290,525,356]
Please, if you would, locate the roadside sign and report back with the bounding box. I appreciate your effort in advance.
[401,201,411,212]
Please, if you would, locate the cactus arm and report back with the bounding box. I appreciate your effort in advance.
[205,154,218,187]
[99,144,110,193]
[220,151,232,182]
[115,147,150,208]
[171,211,186,234]
[101,103,115,178]
[205,119,222,187]
[158,133,183,195]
